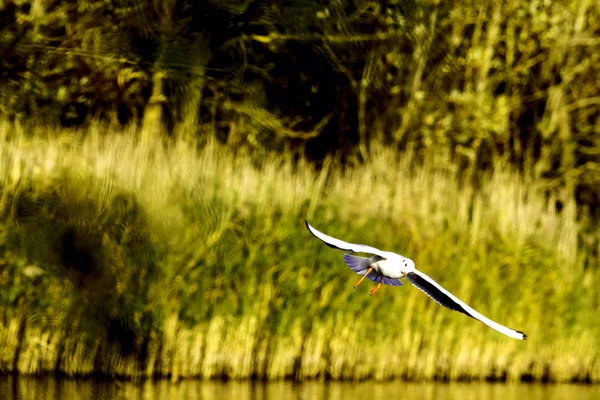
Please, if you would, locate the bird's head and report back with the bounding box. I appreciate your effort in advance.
[401,257,415,273]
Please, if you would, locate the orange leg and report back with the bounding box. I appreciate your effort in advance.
[354,267,373,288]
[370,276,384,295]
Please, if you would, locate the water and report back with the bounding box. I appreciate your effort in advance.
[1,377,599,400]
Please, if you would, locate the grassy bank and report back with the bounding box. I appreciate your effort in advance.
[0,121,598,382]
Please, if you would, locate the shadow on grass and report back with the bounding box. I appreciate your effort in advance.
[2,180,161,370]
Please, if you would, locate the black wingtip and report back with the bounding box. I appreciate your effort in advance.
[305,220,312,232]
[518,331,527,340]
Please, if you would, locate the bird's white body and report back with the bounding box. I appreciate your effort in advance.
[369,253,411,279]
[305,221,527,341]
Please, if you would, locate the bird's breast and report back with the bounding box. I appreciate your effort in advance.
[372,258,404,279]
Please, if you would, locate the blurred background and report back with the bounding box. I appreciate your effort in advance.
[0,0,599,388]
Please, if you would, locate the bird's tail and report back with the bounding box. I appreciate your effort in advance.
[343,254,369,273]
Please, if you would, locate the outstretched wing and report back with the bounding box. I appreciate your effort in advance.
[405,270,527,340]
[305,221,387,257]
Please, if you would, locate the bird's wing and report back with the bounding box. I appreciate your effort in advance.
[360,269,404,286]
[344,254,403,286]
[305,221,388,257]
[405,269,527,340]
[379,275,404,287]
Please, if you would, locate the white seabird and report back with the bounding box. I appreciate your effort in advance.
[305,221,527,340]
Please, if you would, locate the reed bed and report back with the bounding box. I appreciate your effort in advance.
[0,120,598,382]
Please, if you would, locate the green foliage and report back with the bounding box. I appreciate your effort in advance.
[0,121,599,381]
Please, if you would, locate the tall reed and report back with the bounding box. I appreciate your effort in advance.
[0,120,598,382]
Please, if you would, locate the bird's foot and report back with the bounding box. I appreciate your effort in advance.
[354,267,373,289]
[370,283,382,295]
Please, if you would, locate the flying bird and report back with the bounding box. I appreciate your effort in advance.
[305,221,527,340]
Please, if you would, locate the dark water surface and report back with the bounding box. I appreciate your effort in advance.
[1,377,599,400]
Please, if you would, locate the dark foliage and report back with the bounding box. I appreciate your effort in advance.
[0,0,599,213]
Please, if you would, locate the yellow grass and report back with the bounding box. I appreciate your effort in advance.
[0,120,598,382]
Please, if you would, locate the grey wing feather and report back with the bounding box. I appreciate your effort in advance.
[380,275,404,287]
[343,254,403,286]
[305,221,387,257]
[357,269,403,286]
[343,254,370,273]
